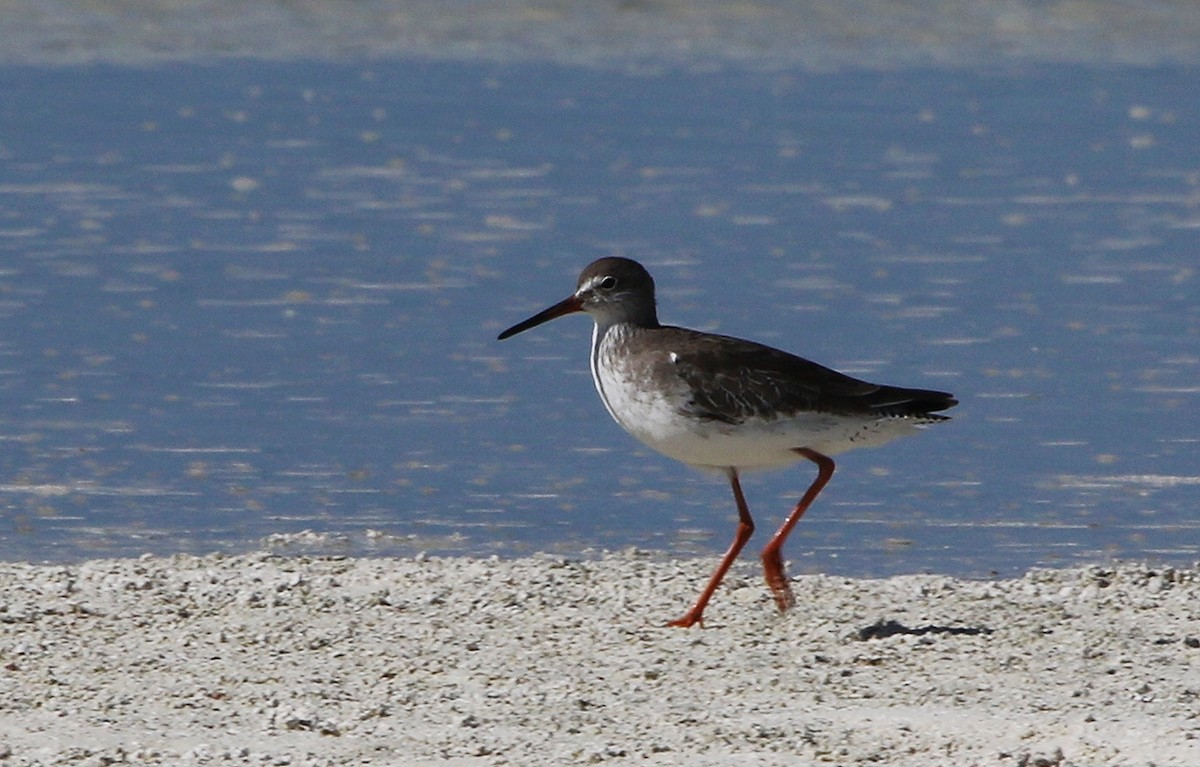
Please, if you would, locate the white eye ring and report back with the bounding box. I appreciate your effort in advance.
[598,275,618,291]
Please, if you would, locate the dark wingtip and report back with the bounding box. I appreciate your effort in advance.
[915,392,958,417]
[871,388,958,418]
[931,393,959,413]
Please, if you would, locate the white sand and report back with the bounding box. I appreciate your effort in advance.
[0,551,1197,765]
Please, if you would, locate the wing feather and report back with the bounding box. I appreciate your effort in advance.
[661,328,956,424]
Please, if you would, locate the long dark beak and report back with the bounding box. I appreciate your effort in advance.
[497,295,584,340]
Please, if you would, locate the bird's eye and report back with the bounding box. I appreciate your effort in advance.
[598,276,618,291]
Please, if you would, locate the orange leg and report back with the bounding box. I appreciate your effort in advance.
[668,469,755,628]
[760,448,836,612]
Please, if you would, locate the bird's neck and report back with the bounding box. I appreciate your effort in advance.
[590,318,654,355]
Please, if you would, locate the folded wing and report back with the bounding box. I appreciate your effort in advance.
[665,329,957,425]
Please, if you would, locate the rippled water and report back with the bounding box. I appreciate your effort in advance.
[0,60,1196,575]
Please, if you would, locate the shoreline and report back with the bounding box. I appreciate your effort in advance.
[0,551,1197,765]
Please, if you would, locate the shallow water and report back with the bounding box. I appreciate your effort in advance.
[0,60,1196,575]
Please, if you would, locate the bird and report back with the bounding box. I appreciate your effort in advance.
[497,257,957,627]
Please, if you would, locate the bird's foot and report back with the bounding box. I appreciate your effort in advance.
[768,580,796,612]
[666,609,705,628]
[761,548,796,612]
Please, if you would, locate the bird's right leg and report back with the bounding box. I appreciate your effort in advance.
[668,468,755,628]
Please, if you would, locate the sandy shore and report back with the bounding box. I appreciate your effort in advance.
[0,551,1196,766]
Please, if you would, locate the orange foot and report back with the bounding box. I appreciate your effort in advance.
[761,546,796,612]
[766,577,796,612]
[666,610,705,628]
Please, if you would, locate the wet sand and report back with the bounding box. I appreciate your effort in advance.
[0,551,1197,765]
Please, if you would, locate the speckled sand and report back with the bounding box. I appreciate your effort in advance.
[0,552,1197,766]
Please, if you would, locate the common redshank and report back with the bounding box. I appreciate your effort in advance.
[498,257,957,627]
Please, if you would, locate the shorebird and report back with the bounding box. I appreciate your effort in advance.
[498,257,957,627]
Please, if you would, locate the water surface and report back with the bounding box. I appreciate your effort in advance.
[0,61,1196,575]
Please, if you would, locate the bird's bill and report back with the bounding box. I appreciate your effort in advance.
[497,294,584,340]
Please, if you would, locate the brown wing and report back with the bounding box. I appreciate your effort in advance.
[663,328,957,424]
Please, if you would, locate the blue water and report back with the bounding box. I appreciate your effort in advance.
[0,61,1197,575]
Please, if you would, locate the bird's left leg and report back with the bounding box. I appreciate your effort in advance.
[760,448,835,612]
